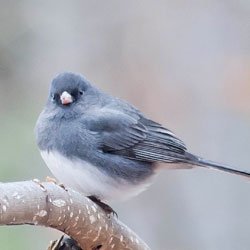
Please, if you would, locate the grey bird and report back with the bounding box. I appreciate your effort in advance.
[35,72,250,211]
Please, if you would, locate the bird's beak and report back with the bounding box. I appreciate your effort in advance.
[60,91,73,105]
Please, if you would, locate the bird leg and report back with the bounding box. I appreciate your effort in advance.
[87,196,117,217]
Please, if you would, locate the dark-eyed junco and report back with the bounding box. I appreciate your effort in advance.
[35,72,249,210]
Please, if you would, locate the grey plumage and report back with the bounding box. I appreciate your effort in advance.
[35,72,250,200]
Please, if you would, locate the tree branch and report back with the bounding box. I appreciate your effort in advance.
[0,180,150,250]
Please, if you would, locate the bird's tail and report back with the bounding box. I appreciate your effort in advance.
[184,152,250,178]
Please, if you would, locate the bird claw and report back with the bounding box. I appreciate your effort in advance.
[58,183,68,191]
[45,176,68,191]
[87,196,118,217]
[32,178,47,192]
[46,176,57,184]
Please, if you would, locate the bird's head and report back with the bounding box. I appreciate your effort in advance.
[49,72,91,108]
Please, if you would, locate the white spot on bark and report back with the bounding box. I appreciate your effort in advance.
[92,206,97,213]
[108,237,113,244]
[35,210,47,217]
[58,216,61,221]
[67,206,70,211]
[135,238,139,244]
[52,199,66,208]
[2,205,7,212]
[76,230,81,235]
[64,225,70,233]
[70,212,74,218]
[3,196,9,206]
[75,216,79,222]
[97,213,101,219]
[105,224,108,231]
[89,215,96,224]
[78,209,82,214]
[69,198,73,204]
[111,244,115,249]
[92,226,102,242]
[120,235,124,242]
[12,192,22,200]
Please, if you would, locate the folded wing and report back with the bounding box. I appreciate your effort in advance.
[85,108,188,164]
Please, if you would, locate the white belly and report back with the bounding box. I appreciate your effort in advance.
[40,150,152,201]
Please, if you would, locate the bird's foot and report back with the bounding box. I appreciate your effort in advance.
[45,176,68,191]
[87,196,117,217]
[33,178,46,192]
[46,176,57,184]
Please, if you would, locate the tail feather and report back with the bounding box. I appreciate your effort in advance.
[185,152,250,178]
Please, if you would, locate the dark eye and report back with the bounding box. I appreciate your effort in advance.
[79,90,84,95]
[51,94,56,100]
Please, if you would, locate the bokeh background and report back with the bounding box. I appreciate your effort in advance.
[0,1,250,249]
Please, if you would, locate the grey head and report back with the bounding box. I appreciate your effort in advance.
[35,72,104,150]
[48,72,93,108]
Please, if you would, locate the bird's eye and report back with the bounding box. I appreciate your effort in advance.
[51,94,56,101]
[79,90,84,95]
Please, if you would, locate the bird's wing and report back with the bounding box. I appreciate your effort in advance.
[84,107,188,163]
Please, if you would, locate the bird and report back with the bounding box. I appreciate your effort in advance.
[35,72,250,213]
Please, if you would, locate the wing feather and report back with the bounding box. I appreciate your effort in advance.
[85,107,187,163]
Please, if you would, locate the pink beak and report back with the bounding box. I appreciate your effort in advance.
[60,91,73,105]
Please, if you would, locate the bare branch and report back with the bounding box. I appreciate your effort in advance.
[0,181,150,250]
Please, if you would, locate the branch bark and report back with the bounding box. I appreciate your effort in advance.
[0,180,150,250]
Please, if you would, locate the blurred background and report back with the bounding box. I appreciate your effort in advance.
[0,1,249,249]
